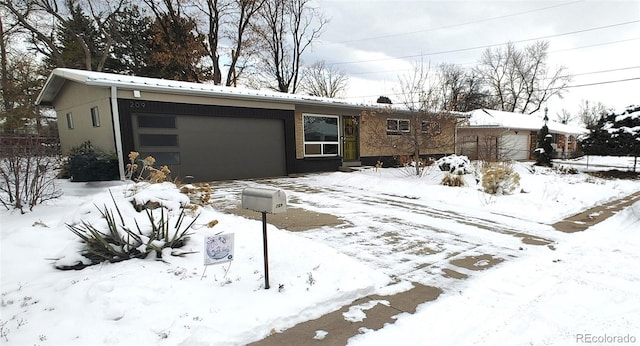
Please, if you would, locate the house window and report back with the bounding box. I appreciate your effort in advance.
[66,113,74,129]
[303,114,339,157]
[91,107,100,127]
[421,121,441,136]
[387,119,410,134]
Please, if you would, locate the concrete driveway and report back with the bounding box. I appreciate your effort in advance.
[210,173,560,288]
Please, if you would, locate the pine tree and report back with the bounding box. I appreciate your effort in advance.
[534,124,553,166]
[107,6,153,76]
[45,4,104,71]
[146,14,210,82]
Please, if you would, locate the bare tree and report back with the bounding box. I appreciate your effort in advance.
[436,63,489,112]
[475,41,570,114]
[299,60,348,98]
[577,99,609,128]
[192,0,266,86]
[253,0,327,93]
[555,108,574,124]
[361,60,456,176]
[1,0,127,71]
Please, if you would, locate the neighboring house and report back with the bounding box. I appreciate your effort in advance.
[456,109,588,161]
[36,68,456,181]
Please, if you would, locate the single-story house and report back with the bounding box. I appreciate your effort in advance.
[36,68,456,181]
[456,109,588,161]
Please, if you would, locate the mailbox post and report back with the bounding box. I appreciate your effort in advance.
[241,187,287,289]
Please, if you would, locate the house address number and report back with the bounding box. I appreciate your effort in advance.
[129,101,146,109]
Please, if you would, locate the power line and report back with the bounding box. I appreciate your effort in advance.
[341,75,640,100]
[346,37,640,78]
[563,77,640,89]
[320,0,584,45]
[549,37,640,53]
[327,19,640,66]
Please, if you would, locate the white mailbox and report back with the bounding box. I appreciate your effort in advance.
[241,187,287,214]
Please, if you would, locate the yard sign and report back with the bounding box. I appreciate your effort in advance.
[204,233,235,265]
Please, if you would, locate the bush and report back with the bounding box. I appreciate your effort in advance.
[482,162,520,195]
[69,141,119,182]
[441,173,465,187]
[436,155,472,175]
[61,193,198,269]
[0,135,62,213]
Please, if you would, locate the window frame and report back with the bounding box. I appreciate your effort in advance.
[302,114,340,157]
[386,118,410,135]
[66,112,74,129]
[90,107,100,127]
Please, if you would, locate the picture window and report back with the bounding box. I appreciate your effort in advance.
[303,114,340,157]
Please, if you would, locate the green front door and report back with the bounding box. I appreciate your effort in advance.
[342,116,359,161]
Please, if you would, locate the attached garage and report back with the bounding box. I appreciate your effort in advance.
[121,100,294,182]
[132,113,286,181]
[500,134,530,161]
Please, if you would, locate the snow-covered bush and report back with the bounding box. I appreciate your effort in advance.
[436,155,472,175]
[441,173,465,187]
[481,162,520,195]
[60,191,200,270]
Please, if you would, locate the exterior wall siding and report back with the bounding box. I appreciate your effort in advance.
[359,110,456,163]
[54,82,115,154]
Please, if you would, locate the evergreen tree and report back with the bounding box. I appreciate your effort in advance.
[534,124,553,166]
[107,6,153,76]
[581,105,640,158]
[45,4,104,71]
[146,14,210,82]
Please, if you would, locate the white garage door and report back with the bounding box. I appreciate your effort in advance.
[500,134,529,160]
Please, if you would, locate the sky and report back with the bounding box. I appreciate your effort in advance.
[311,0,640,118]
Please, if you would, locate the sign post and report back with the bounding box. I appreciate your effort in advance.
[241,187,287,290]
[261,211,270,289]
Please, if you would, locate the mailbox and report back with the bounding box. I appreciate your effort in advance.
[241,187,287,214]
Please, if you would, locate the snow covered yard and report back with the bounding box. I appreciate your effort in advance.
[1,158,639,345]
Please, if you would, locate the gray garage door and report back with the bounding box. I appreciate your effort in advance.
[134,114,286,181]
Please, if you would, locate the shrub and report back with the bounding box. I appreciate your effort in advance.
[0,135,62,213]
[441,173,465,187]
[68,141,119,182]
[436,155,472,175]
[482,162,520,195]
[61,192,198,269]
[125,151,171,183]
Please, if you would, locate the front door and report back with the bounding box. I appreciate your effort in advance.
[342,116,359,161]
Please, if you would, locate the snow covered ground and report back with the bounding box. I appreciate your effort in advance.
[1,157,639,345]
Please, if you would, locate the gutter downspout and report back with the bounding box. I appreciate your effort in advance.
[111,86,126,180]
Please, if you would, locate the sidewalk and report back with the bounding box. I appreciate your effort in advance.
[248,191,640,346]
[248,283,442,346]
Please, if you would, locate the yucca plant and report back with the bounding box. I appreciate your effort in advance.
[63,192,198,269]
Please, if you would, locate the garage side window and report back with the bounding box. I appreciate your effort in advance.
[303,114,339,157]
[91,107,100,127]
[66,112,74,129]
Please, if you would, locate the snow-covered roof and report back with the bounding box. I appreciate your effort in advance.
[463,109,588,135]
[36,68,389,111]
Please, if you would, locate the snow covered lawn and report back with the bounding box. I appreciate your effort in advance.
[1,159,639,345]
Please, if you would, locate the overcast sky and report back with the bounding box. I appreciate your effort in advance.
[311,0,640,118]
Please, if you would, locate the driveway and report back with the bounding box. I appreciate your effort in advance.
[210,173,561,288]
